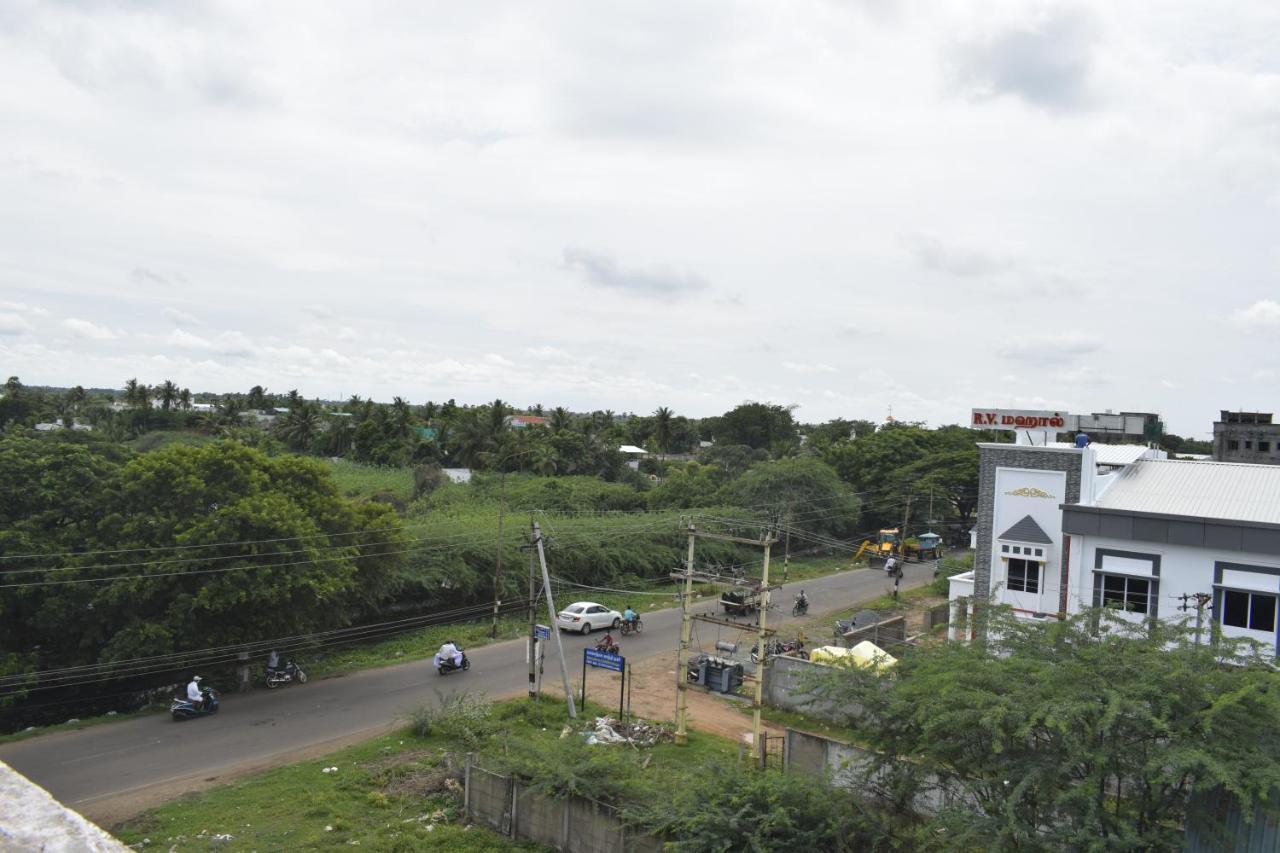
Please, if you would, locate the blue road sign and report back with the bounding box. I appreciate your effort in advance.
[584,648,624,673]
[535,624,551,640]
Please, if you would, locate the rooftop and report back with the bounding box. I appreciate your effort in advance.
[1093,458,1280,525]
[1044,442,1160,467]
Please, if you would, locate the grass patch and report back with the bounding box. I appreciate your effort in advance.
[125,430,216,453]
[327,459,415,501]
[112,696,738,851]
[304,616,528,680]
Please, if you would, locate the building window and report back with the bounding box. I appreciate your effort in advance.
[1001,545,1009,553]
[1228,440,1240,451]
[1261,441,1272,453]
[1221,590,1277,633]
[1008,558,1040,593]
[1097,574,1150,614]
[1245,440,1253,450]
[1033,548,1043,557]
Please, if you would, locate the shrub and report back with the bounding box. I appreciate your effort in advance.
[929,552,973,596]
[408,692,496,749]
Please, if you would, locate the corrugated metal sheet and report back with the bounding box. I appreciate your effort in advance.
[1046,442,1160,466]
[1096,459,1280,525]
[1186,789,1280,852]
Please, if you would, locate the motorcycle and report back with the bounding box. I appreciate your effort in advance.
[434,649,471,676]
[791,595,809,617]
[171,687,219,721]
[265,659,308,689]
[594,636,620,655]
[619,617,643,636]
[750,638,806,664]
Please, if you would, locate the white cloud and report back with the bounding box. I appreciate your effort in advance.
[0,301,49,316]
[1231,299,1280,330]
[336,326,358,341]
[783,361,838,374]
[998,332,1102,363]
[62,318,118,340]
[163,306,203,326]
[0,313,33,335]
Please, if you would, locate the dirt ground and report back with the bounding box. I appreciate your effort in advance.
[579,651,784,744]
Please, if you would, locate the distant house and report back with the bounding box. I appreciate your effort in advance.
[34,421,92,432]
[190,403,216,413]
[506,415,549,429]
[443,468,472,484]
[619,444,647,470]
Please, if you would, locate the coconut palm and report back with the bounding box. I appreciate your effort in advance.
[486,398,510,439]
[549,406,573,433]
[391,396,413,438]
[277,403,323,451]
[179,388,192,410]
[654,406,674,458]
[157,380,179,411]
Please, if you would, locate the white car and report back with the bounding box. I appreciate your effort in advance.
[556,601,622,634]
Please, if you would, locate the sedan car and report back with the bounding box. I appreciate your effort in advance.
[555,601,622,634]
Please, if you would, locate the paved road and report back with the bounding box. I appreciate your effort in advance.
[0,561,935,821]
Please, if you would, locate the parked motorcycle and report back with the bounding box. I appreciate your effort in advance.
[171,687,219,721]
[265,659,308,689]
[619,618,643,636]
[434,649,471,676]
[750,639,805,664]
[594,636,620,655]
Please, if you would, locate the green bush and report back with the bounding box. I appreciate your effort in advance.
[408,692,496,749]
[929,552,973,596]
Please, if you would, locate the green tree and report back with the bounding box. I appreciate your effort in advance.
[549,406,574,433]
[812,608,1280,851]
[726,456,859,537]
[713,401,798,453]
[156,379,179,411]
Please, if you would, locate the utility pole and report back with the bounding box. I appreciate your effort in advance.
[527,522,538,699]
[1178,592,1213,645]
[490,466,510,638]
[674,523,696,746]
[895,494,913,600]
[751,532,774,763]
[533,521,576,718]
[781,508,791,583]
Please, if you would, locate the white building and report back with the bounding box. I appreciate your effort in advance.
[950,441,1280,658]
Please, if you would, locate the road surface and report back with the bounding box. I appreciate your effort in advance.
[0,561,936,822]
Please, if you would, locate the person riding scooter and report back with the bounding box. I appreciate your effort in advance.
[187,675,208,711]
[437,639,463,668]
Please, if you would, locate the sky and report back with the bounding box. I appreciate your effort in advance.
[2,1,1279,438]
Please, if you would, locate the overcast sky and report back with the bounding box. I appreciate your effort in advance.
[2,1,1279,437]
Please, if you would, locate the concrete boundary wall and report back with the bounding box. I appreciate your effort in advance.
[464,755,662,853]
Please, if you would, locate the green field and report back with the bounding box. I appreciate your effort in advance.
[327,459,417,501]
[113,696,735,851]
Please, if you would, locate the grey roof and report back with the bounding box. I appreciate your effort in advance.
[1094,459,1280,524]
[998,514,1053,544]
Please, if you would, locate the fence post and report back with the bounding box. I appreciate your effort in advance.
[561,790,571,849]
[463,753,473,821]
[235,650,251,693]
[503,776,515,836]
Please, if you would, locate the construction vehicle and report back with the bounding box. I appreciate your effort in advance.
[854,529,900,562]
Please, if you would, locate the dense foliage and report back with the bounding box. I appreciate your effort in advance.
[812,608,1280,851]
[0,435,403,674]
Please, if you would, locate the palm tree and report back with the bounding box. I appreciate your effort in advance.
[530,442,559,475]
[653,406,674,458]
[218,394,244,425]
[451,411,494,468]
[549,407,573,433]
[277,403,322,451]
[391,396,413,438]
[422,401,438,424]
[123,378,146,407]
[529,403,545,416]
[286,389,303,411]
[179,388,192,410]
[157,380,179,411]
[486,398,510,440]
[246,385,268,410]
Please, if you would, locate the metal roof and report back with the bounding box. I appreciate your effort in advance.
[1045,442,1157,466]
[1094,459,1280,524]
[997,515,1053,544]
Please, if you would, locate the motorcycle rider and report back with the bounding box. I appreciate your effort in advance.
[597,631,617,653]
[438,639,463,669]
[187,675,207,711]
[622,604,637,629]
[794,590,808,612]
[883,554,898,576]
[266,649,280,674]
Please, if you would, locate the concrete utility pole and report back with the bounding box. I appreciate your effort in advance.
[675,524,778,764]
[751,534,773,763]
[527,523,538,699]
[489,466,511,638]
[895,494,912,600]
[674,523,697,746]
[533,521,576,719]
[1178,592,1214,646]
[781,509,791,583]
